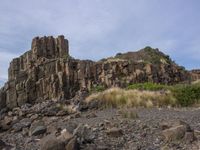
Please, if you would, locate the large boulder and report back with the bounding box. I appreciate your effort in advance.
[65,137,79,150]
[73,124,95,144]
[162,121,195,142]
[29,120,47,136]
[162,125,187,141]
[40,134,65,150]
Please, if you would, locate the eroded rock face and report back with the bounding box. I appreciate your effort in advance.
[3,36,76,109]
[92,59,189,88]
[0,36,190,109]
[0,87,6,109]
[190,69,200,81]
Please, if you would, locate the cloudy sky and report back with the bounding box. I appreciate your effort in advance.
[0,0,200,86]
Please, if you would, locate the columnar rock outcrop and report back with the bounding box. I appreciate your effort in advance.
[190,69,200,81]
[0,36,190,109]
[1,35,72,109]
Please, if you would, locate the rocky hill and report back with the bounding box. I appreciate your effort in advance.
[0,35,200,150]
[0,35,191,110]
[114,46,172,64]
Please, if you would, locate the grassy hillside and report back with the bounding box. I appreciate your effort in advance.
[87,82,200,107]
[115,46,175,65]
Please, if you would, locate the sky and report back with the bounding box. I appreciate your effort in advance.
[0,0,200,86]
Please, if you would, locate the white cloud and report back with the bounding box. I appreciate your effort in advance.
[0,0,199,84]
[0,51,18,81]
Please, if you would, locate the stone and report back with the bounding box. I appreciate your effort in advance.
[22,127,29,136]
[194,130,200,137]
[30,120,47,136]
[0,140,13,150]
[12,118,32,132]
[4,116,13,125]
[184,131,195,143]
[106,127,123,137]
[30,114,39,121]
[31,125,47,136]
[162,125,187,141]
[60,122,78,134]
[40,134,65,150]
[96,145,110,150]
[56,110,68,116]
[86,112,97,118]
[73,124,95,143]
[0,122,10,132]
[160,122,170,130]
[160,120,191,131]
[0,140,6,149]
[57,129,73,144]
[65,137,79,150]
[161,146,170,150]
[0,116,13,131]
[20,118,32,127]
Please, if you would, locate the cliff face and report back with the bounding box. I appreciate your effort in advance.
[0,36,190,109]
[189,70,200,81]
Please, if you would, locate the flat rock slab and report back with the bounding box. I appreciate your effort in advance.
[30,120,47,136]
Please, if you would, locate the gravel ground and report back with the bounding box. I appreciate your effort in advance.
[1,105,200,150]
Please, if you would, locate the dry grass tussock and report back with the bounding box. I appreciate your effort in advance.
[192,79,200,84]
[86,87,176,108]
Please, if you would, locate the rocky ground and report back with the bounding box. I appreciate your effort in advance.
[1,99,200,150]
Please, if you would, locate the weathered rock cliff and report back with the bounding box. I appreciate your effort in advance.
[190,69,200,81]
[0,36,190,109]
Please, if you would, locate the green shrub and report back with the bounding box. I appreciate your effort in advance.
[143,47,171,64]
[87,82,200,108]
[127,82,200,106]
[91,85,106,93]
[171,84,200,106]
[127,82,168,91]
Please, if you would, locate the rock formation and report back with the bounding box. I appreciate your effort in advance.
[0,36,191,109]
[190,69,200,81]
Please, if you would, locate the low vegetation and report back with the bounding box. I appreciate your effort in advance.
[170,83,200,106]
[127,82,168,91]
[90,85,106,93]
[86,87,176,108]
[86,82,200,108]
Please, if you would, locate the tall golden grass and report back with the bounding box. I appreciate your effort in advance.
[86,87,176,108]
